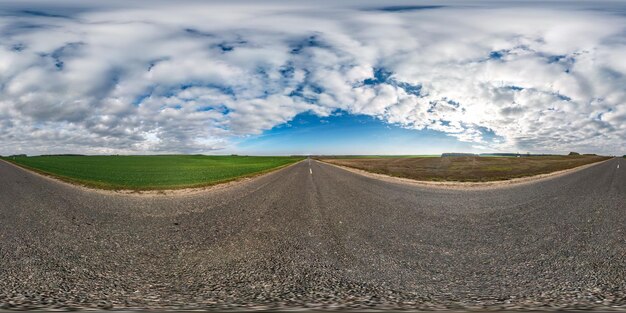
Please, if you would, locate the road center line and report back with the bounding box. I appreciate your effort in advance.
[310,168,312,174]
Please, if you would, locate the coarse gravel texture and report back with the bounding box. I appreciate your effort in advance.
[0,158,625,311]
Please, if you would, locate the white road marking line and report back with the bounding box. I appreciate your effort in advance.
[310,168,312,174]
[618,164,620,169]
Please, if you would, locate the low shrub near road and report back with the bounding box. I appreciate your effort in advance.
[2,155,302,190]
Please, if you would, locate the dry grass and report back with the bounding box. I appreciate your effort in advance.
[321,155,610,182]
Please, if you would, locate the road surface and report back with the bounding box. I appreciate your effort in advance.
[0,158,625,310]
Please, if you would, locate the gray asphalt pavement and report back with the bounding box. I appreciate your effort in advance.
[0,158,625,310]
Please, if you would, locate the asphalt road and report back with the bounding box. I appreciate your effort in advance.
[0,158,625,310]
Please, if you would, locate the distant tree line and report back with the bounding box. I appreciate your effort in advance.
[2,154,92,158]
[441,153,477,157]
[441,152,595,157]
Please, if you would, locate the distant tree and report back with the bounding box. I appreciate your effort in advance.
[568,152,580,156]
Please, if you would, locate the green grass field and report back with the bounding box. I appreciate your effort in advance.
[1,155,302,190]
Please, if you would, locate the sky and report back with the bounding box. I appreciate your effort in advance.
[0,0,625,156]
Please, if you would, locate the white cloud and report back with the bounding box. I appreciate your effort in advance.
[0,0,625,155]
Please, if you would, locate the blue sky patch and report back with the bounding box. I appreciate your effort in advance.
[489,50,505,60]
[362,67,422,96]
[505,85,524,91]
[367,5,445,12]
[234,110,476,155]
[289,34,329,54]
[17,10,72,19]
[132,92,152,107]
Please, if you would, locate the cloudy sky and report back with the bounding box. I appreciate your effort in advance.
[0,0,625,155]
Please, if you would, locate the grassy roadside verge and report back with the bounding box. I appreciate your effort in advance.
[320,155,610,182]
[1,155,303,190]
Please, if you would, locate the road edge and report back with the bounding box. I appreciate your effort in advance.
[0,158,304,197]
[317,158,613,190]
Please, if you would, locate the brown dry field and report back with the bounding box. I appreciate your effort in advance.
[320,155,611,182]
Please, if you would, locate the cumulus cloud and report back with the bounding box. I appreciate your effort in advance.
[0,0,625,154]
